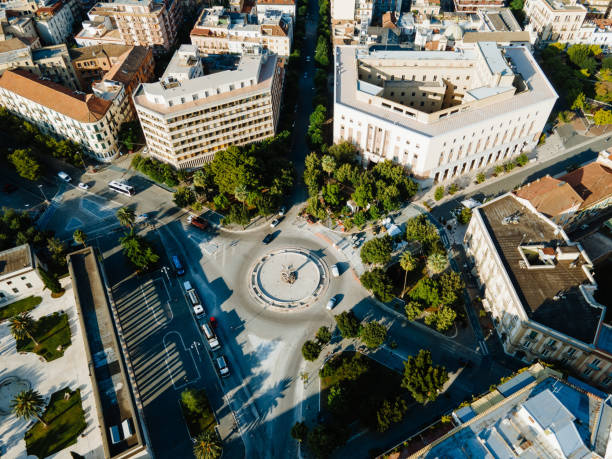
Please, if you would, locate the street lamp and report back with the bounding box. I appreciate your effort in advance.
[37,184,48,203]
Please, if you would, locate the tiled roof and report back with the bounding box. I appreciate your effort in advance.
[69,44,133,62]
[514,175,583,218]
[0,37,30,54]
[0,69,111,123]
[104,46,151,86]
[561,162,612,210]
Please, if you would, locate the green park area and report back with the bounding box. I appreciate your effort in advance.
[16,311,72,361]
[25,388,86,458]
[0,296,42,322]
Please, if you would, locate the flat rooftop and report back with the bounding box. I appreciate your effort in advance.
[68,248,145,458]
[477,194,603,344]
[425,376,609,458]
[32,44,68,60]
[335,45,557,136]
[0,244,33,279]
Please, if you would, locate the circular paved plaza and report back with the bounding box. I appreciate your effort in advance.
[249,248,329,310]
[0,376,31,416]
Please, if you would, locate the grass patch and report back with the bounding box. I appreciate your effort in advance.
[0,296,42,322]
[25,387,86,458]
[180,389,216,438]
[16,311,72,361]
[320,352,407,431]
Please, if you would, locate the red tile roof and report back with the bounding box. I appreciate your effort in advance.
[561,162,612,209]
[514,175,583,218]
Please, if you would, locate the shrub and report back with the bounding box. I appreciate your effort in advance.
[316,326,332,344]
[494,165,504,176]
[504,162,515,172]
[434,186,445,201]
[334,311,361,338]
[447,184,458,195]
[458,207,472,225]
[515,153,528,167]
[405,301,422,321]
[38,268,63,294]
[302,340,322,361]
[476,172,485,183]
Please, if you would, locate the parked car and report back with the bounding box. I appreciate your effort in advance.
[326,296,338,310]
[263,233,274,244]
[77,182,89,190]
[187,215,208,230]
[135,213,148,222]
[209,316,218,328]
[57,171,71,182]
[193,304,204,316]
[330,264,340,277]
[270,218,280,228]
[278,206,286,216]
[216,356,230,377]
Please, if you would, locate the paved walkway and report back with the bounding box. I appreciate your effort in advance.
[0,279,104,459]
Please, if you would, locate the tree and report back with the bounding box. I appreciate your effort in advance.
[173,186,197,208]
[316,326,332,344]
[9,312,38,346]
[399,251,417,294]
[509,0,525,22]
[458,207,472,225]
[410,277,441,307]
[11,389,47,428]
[434,186,445,201]
[210,145,258,195]
[360,268,394,302]
[427,253,448,274]
[351,182,374,208]
[360,321,387,348]
[335,163,358,184]
[302,340,322,361]
[321,183,341,207]
[291,421,309,442]
[314,35,329,67]
[571,91,586,111]
[116,207,136,228]
[328,142,357,164]
[405,215,441,255]
[327,383,349,415]
[234,183,248,207]
[73,229,87,246]
[120,231,159,271]
[334,311,361,338]
[360,235,393,265]
[117,120,142,151]
[38,267,63,294]
[424,306,457,332]
[181,388,209,414]
[594,109,612,125]
[567,44,597,74]
[193,431,222,459]
[47,237,66,266]
[213,193,230,211]
[306,423,347,459]
[376,397,408,432]
[439,271,464,306]
[401,350,448,404]
[8,149,41,181]
[405,301,422,321]
[321,155,336,177]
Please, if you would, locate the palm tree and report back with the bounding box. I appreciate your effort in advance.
[321,155,336,177]
[193,431,222,459]
[427,253,448,275]
[234,183,248,209]
[9,312,38,346]
[116,207,136,228]
[399,251,417,295]
[11,389,47,427]
[73,229,87,246]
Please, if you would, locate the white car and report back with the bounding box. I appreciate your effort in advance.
[306,56,311,62]
[331,264,340,277]
[193,305,204,316]
[270,218,280,228]
[57,171,71,182]
[303,72,308,78]
[278,206,286,216]
[326,296,337,310]
[77,182,89,190]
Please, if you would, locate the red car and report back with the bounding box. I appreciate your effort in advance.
[209,317,218,328]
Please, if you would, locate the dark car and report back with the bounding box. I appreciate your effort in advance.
[263,233,274,244]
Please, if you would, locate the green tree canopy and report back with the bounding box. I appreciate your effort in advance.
[360,235,393,265]
[401,350,448,404]
[291,421,309,442]
[181,388,209,414]
[376,397,408,432]
[334,311,361,338]
[359,321,387,348]
[405,301,422,321]
[427,252,448,274]
[321,155,336,176]
[322,183,341,207]
[116,207,136,228]
[9,312,38,346]
[8,149,41,181]
[594,109,612,125]
[405,215,441,255]
[301,340,322,361]
[174,187,197,208]
[193,431,222,459]
[424,305,457,332]
[328,142,357,164]
[11,389,47,427]
[360,268,394,302]
[316,326,332,344]
[119,231,159,271]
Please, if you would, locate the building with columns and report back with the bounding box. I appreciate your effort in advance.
[333,44,557,184]
[464,192,612,390]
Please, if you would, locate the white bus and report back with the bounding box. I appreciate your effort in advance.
[108,181,135,196]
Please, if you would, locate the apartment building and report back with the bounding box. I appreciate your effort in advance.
[410,0,440,16]
[464,192,612,389]
[413,364,612,458]
[514,155,612,230]
[331,0,373,44]
[575,18,612,48]
[190,6,293,57]
[133,47,284,169]
[34,0,75,45]
[524,0,587,43]
[0,68,129,160]
[453,0,504,13]
[0,12,41,47]
[255,0,296,20]
[70,44,154,101]
[333,44,557,184]
[75,0,181,53]
[0,38,80,89]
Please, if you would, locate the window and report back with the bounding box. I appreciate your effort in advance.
[602,377,612,386]
[583,368,593,376]
[528,331,537,339]
[547,339,556,346]
[522,341,531,349]
[592,358,601,366]
[566,348,576,356]
[12,288,18,294]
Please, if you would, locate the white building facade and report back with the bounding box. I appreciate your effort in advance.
[524,0,586,43]
[34,0,75,45]
[333,44,557,184]
[0,244,43,306]
[133,51,284,169]
[0,69,129,161]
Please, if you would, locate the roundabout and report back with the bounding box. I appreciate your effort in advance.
[248,247,330,310]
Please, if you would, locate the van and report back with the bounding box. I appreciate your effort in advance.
[201,322,220,350]
[57,171,71,182]
[172,255,184,276]
[216,356,230,377]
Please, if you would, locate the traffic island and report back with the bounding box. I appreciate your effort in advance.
[248,248,330,311]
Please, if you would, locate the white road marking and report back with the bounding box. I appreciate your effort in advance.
[139,280,161,326]
[162,331,201,391]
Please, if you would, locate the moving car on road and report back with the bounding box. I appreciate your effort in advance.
[326,296,337,310]
[78,182,89,190]
[216,356,230,378]
[270,218,280,228]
